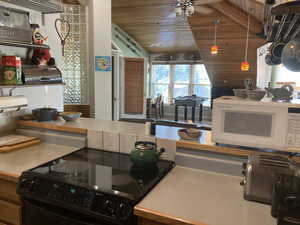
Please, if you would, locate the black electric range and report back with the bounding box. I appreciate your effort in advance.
[17,148,174,225]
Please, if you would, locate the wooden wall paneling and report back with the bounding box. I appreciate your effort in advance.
[189,8,265,88]
[124,58,145,114]
[209,0,263,34]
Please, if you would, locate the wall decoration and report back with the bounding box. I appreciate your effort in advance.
[95,56,111,71]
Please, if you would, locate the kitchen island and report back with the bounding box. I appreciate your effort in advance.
[135,166,276,225]
[17,118,291,159]
[0,143,78,225]
[0,141,276,225]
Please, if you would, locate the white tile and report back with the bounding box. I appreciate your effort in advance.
[87,130,103,149]
[120,133,137,154]
[137,135,156,143]
[156,138,176,161]
[103,131,120,152]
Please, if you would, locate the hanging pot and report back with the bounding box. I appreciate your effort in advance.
[281,38,300,72]
[270,42,286,61]
[265,53,281,65]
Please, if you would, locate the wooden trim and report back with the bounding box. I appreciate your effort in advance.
[0,172,19,183]
[124,57,145,62]
[134,206,207,225]
[0,139,41,153]
[209,0,263,34]
[17,120,87,135]
[177,140,250,157]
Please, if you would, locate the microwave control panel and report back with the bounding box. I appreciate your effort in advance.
[287,108,300,147]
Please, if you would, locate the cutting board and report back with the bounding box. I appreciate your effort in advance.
[0,135,41,153]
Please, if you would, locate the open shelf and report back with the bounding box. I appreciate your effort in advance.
[2,0,63,14]
[0,41,50,49]
[0,83,65,89]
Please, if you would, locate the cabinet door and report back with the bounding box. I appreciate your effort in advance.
[0,199,21,225]
[0,179,20,204]
[124,58,145,114]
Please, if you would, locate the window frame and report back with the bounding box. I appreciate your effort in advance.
[151,64,211,104]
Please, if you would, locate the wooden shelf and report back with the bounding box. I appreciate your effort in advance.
[0,83,65,89]
[0,41,50,49]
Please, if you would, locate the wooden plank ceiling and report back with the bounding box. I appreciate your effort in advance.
[112,0,198,53]
[189,1,265,87]
[112,0,266,88]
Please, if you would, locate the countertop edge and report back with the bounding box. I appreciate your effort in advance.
[176,140,251,157]
[134,205,208,225]
[17,120,88,135]
[0,171,19,183]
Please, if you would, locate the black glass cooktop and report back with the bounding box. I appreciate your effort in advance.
[28,148,174,201]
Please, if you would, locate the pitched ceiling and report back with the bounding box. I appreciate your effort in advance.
[112,0,265,53]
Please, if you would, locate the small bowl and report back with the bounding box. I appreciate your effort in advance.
[178,128,202,140]
[246,89,266,101]
[233,89,247,98]
[60,112,82,121]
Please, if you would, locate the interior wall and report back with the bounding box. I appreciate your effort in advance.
[0,3,63,135]
[88,0,112,120]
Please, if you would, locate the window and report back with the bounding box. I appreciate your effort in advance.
[151,64,211,104]
[60,4,88,104]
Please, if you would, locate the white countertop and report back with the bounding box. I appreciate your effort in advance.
[0,143,78,180]
[135,166,276,225]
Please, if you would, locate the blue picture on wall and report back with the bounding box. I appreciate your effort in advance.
[95,56,111,71]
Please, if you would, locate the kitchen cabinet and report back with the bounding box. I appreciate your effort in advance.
[0,179,21,225]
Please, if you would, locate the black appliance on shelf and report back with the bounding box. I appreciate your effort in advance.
[17,148,174,225]
[271,174,300,225]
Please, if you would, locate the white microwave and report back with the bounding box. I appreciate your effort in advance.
[212,96,300,152]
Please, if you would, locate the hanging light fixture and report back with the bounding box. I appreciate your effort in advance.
[211,20,220,55]
[241,14,251,71]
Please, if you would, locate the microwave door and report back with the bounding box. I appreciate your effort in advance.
[223,111,273,137]
[213,105,288,150]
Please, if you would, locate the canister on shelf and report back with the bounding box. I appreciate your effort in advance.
[2,56,22,85]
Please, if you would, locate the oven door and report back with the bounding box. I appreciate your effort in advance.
[22,198,116,225]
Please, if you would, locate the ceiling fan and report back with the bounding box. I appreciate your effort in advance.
[171,0,217,18]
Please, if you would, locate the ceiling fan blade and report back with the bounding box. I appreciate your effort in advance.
[194,6,214,14]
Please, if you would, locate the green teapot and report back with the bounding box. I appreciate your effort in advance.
[130,141,165,167]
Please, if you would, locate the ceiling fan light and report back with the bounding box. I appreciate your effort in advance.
[187,5,194,15]
[211,45,219,55]
[241,61,250,71]
[175,7,182,16]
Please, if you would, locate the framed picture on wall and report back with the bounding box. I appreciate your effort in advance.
[95,56,111,72]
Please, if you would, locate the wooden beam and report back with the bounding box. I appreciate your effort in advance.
[209,0,263,34]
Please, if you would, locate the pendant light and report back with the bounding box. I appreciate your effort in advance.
[241,14,251,71]
[211,20,219,55]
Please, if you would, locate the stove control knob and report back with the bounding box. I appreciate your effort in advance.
[29,180,38,192]
[240,179,246,186]
[242,162,247,169]
[118,203,128,218]
[103,199,115,214]
[19,178,28,188]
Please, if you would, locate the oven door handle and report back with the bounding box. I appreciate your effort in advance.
[23,198,111,225]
